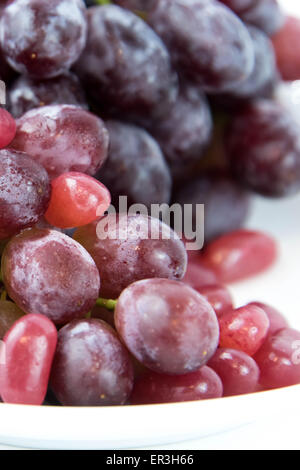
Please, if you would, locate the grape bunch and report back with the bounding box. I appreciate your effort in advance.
[0,0,300,411]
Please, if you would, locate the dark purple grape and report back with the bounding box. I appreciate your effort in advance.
[208,348,260,396]
[173,173,251,243]
[130,366,223,404]
[220,0,284,36]
[10,104,109,179]
[0,149,51,240]
[148,0,254,93]
[0,0,87,79]
[73,214,187,299]
[225,100,300,197]
[8,73,88,119]
[50,319,134,406]
[149,84,212,176]
[115,279,219,375]
[74,5,178,120]
[1,228,100,325]
[96,120,171,208]
[0,301,24,340]
[224,26,278,101]
[113,0,158,11]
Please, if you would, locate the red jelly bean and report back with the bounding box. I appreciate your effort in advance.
[250,302,289,337]
[44,172,111,228]
[195,284,233,318]
[254,328,300,390]
[130,366,223,405]
[219,304,270,356]
[208,348,260,397]
[0,314,57,405]
[0,108,16,149]
[202,229,277,284]
[272,16,300,81]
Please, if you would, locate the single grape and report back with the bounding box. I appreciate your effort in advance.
[0,0,87,79]
[74,5,178,120]
[0,149,51,240]
[44,172,111,229]
[173,173,251,243]
[182,259,218,289]
[225,100,300,197]
[219,304,270,356]
[148,84,212,176]
[272,16,300,81]
[250,302,289,337]
[254,328,300,389]
[223,26,278,101]
[0,314,57,405]
[0,301,24,340]
[50,319,134,406]
[8,73,88,119]
[96,120,171,209]
[130,366,223,405]
[195,284,233,318]
[115,279,219,375]
[148,0,254,92]
[202,229,277,284]
[10,104,109,180]
[208,348,260,397]
[219,0,284,36]
[1,228,101,325]
[73,214,187,299]
[0,108,16,148]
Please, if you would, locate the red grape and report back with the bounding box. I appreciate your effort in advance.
[250,302,289,337]
[254,328,300,389]
[202,229,277,284]
[219,304,270,356]
[195,284,233,318]
[44,172,111,229]
[73,214,187,299]
[272,16,300,81]
[0,0,87,79]
[50,319,134,406]
[1,228,100,325]
[0,149,51,240]
[208,348,260,396]
[0,314,57,405]
[148,0,254,92]
[10,105,109,180]
[0,108,16,148]
[130,367,223,405]
[96,120,171,208]
[8,73,88,119]
[115,279,219,375]
[183,259,218,289]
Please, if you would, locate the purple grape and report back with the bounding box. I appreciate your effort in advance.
[149,84,212,176]
[173,173,251,243]
[8,73,88,119]
[96,120,171,208]
[130,366,223,404]
[1,228,100,325]
[10,104,109,179]
[219,0,285,36]
[50,319,134,406]
[74,5,178,120]
[225,100,300,197]
[115,279,220,375]
[148,0,255,93]
[0,0,87,79]
[73,214,187,299]
[0,149,51,240]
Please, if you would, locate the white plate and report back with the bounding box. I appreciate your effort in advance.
[0,0,300,451]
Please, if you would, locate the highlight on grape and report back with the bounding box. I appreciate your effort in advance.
[96,196,205,251]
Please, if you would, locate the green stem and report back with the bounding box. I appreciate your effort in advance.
[0,290,7,301]
[96,297,118,311]
[95,0,111,5]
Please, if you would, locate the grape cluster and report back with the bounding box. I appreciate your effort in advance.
[0,0,300,411]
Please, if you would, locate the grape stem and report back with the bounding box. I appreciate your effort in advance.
[96,0,111,5]
[96,297,118,311]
